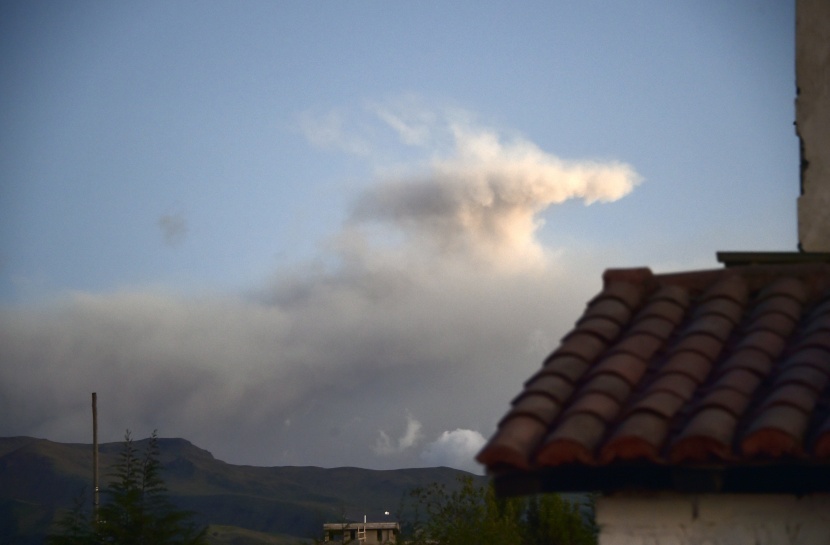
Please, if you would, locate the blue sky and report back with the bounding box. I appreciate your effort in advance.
[1,1,796,472]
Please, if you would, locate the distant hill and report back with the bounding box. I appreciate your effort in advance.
[0,436,485,545]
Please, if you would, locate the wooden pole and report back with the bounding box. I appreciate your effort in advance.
[92,392,99,522]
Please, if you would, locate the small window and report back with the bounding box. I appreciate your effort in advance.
[350,529,356,541]
[377,529,383,542]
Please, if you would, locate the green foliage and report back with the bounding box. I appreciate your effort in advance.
[407,476,595,545]
[46,491,94,545]
[47,430,207,545]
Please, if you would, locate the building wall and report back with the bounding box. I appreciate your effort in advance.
[796,0,830,251]
[323,523,398,544]
[596,493,830,545]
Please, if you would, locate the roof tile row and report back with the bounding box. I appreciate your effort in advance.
[478,264,830,476]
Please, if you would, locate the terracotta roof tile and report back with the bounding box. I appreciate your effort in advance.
[520,374,575,403]
[609,333,665,361]
[760,383,821,413]
[710,368,762,395]
[566,392,622,423]
[734,330,788,359]
[751,296,804,323]
[478,263,830,492]
[628,390,687,419]
[477,415,548,470]
[648,372,699,400]
[538,413,607,465]
[601,412,667,463]
[581,298,637,326]
[715,349,775,379]
[573,316,624,343]
[553,332,608,362]
[692,297,745,326]
[587,279,647,309]
[503,394,563,427]
[538,355,592,383]
[775,364,830,393]
[589,353,649,386]
[578,373,634,403]
[741,405,808,457]
[658,351,714,383]
[694,386,753,417]
[669,407,738,462]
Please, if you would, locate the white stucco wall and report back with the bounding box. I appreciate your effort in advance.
[596,493,830,545]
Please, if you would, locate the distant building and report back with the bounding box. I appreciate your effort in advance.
[323,521,400,544]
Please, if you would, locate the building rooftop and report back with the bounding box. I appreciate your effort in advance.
[477,260,830,495]
[323,522,400,530]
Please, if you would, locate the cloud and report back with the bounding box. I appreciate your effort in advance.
[352,122,640,269]
[373,414,423,456]
[158,211,188,247]
[297,109,372,156]
[0,98,639,469]
[368,96,437,147]
[420,429,486,474]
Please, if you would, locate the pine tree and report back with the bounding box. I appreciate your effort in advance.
[46,491,95,545]
[47,430,207,545]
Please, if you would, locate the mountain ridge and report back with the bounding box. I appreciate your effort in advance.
[0,436,484,545]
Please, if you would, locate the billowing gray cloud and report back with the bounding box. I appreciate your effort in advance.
[0,105,639,471]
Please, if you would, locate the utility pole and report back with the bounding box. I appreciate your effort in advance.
[92,392,99,522]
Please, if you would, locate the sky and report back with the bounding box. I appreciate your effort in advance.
[0,1,797,474]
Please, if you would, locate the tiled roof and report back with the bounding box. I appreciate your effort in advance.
[477,263,830,494]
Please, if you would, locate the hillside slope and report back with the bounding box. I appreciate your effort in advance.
[0,436,483,545]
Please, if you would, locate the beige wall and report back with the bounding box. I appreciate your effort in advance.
[796,0,830,251]
[597,493,830,545]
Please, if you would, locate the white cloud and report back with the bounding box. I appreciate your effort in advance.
[297,109,372,156]
[349,103,641,271]
[368,96,436,147]
[374,414,423,456]
[420,429,486,474]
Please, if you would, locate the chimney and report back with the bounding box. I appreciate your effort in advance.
[796,0,830,252]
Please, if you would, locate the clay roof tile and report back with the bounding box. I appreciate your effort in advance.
[553,331,608,363]
[537,413,606,466]
[742,405,810,458]
[714,348,775,379]
[538,355,592,383]
[600,412,668,463]
[590,353,650,386]
[503,394,564,427]
[479,264,830,492]
[629,390,687,419]
[520,374,575,403]
[669,407,738,463]
[581,298,636,326]
[659,351,714,383]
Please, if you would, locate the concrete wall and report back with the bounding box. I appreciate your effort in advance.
[796,0,830,251]
[596,493,830,545]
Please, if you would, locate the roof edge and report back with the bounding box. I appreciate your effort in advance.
[490,463,830,496]
[717,251,830,267]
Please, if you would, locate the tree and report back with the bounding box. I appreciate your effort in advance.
[46,491,95,545]
[47,430,207,545]
[407,475,595,545]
